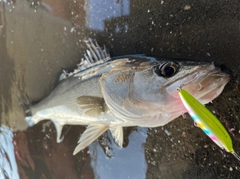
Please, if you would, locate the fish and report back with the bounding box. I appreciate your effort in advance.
[25,39,230,155]
[178,88,240,161]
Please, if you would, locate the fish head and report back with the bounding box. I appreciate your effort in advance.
[100,57,230,126]
[164,61,230,105]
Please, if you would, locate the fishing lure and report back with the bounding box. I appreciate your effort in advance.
[178,88,240,161]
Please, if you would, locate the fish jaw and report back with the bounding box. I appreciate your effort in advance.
[166,63,230,105]
[192,71,230,104]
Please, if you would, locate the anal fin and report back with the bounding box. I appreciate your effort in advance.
[73,124,109,155]
[52,120,64,143]
[109,126,123,147]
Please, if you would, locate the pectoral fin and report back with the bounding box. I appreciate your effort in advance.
[109,126,123,147]
[76,96,108,117]
[73,124,109,155]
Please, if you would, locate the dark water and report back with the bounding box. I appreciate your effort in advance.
[0,0,240,178]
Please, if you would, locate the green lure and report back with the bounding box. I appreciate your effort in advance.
[178,88,240,161]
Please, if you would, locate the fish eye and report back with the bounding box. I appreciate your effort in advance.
[155,62,179,78]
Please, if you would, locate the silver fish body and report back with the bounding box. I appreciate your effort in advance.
[25,40,230,155]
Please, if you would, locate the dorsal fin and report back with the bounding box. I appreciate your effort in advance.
[59,39,111,81]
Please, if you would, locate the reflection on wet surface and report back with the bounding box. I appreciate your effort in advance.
[90,127,147,178]
[1,0,240,178]
[85,0,130,31]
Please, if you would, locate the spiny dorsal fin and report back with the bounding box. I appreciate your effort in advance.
[73,124,109,155]
[59,39,111,81]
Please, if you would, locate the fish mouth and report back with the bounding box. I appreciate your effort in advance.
[166,63,230,104]
[181,65,230,104]
[188,67,230,104]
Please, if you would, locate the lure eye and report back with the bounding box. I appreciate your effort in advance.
[155,62,179,78]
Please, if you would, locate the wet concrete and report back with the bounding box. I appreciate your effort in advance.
[0,0,240,178]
